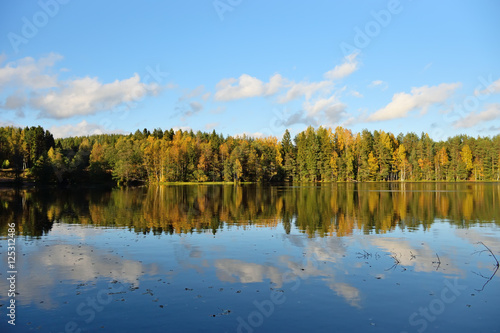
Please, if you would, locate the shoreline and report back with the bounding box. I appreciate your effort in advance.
[1,179,499,190]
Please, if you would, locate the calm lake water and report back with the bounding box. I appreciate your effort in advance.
[1,183,499,332]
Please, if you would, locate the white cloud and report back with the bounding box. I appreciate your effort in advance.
[0,54,166,119]
[304,95,347,125]
[305,95,337,116]
[329,282,361,308]
[0,239,157,308]
[278,80,332,103]
[370,237,461,274]
[453,103,500,128]
[214,73,285,101]
[49,120,126,138]
[1,92,28,116]
[210,53,359,126]
[0,53,6,65]
[366,82,461,122]
[0,53,61,91]
[32,74,161,118]
[215,259,283,285]
[475,77,500,95]
[266,73,286,95]
[213,54,357,114]
[324,53,359,80]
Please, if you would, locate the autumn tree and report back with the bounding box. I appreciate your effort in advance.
[461,144,473,180]
[281,129,296,181]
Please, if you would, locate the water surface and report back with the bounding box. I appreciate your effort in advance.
[0,183,499,332]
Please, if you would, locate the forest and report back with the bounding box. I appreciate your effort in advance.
[0,125,499,185]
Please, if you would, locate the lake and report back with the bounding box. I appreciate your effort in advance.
[1,183,499,332]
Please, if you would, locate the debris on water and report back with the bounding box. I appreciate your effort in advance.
[143,289,154,296]
[211,309,232,317]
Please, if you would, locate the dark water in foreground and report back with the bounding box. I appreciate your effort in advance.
[0,183,499,332]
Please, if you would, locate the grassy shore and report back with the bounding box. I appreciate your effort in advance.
[0,170,37,189]
[1,168,497,188]
[158,181,255,185]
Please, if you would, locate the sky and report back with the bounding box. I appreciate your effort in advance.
[0,0,499,140]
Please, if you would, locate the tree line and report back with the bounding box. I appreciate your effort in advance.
[0,125,499,185]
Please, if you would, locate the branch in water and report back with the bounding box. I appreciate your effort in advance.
[473,242,499,292]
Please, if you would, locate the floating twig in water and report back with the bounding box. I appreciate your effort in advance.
[356,250,372,259]
[432,253,441,271]
[473,242,499,266]
[385,253,401,271]
[472,242,499,292]
[356,251,381,260]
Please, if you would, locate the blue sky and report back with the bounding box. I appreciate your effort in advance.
[1,0,499,139]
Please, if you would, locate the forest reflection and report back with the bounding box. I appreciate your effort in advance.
[1,183,499,238]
